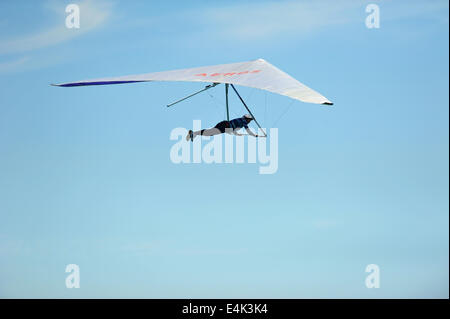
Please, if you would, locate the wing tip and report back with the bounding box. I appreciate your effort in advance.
[322,102,333,106]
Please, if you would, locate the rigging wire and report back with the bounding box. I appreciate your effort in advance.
[196,83,295,132]
[207,92,241,119]
[264,91,267,130]
[271,99,295,128]
[208,87,265,137]
[206,92,227,122]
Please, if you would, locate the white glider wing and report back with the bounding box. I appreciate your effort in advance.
[53,58,333,105]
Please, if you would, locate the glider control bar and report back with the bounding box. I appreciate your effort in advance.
[230,84,267,137]
[167,82,220,107]
[225,83,230,121]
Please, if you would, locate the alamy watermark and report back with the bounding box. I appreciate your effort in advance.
[65,4,80,29]
[365,264,380,288]
[365,4,380,29]
[169,120,278,174]
[65,264,80,288]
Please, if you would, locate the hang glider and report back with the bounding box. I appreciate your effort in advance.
[53,58,333,137]
[52,58,333,105]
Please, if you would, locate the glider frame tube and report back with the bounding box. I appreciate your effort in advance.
[167,82,220,107]
[166,81,267,137]
[225,83,230,122]
[230,84,267,137]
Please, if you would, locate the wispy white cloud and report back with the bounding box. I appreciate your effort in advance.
[179,0,448,42]
[381,0,449,22]
[0,0,113,55]
[196,0,356,40]
[0,56,30,73]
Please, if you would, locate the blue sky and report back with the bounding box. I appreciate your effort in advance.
[0,0,448,298]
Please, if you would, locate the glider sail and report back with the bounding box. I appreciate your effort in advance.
[53,58,333,105]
